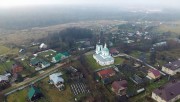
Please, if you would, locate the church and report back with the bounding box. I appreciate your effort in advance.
[93,42,114,66]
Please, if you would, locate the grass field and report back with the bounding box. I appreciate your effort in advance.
[7,88,28,102]
[38,50,57,62]
[85,55,102,70]
[85,54,124,70]
[0,60,15,74]
[0,45,10,55]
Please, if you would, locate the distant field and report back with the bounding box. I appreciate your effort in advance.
[0,20,126,45]
[156,24,180,37]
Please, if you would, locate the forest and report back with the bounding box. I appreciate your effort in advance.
[39,27,93,51]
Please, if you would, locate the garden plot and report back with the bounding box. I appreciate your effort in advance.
[70,82,90,96]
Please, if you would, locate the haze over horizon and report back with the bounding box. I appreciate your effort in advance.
[0,0,180,10]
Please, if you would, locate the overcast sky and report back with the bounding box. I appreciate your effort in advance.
[0,0,180,9]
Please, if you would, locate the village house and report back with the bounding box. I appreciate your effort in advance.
[148,69,161,80]
[49,72,65,91]
[153,41,167,47]
[28,86,43,102]
[162,60,180,76]
[97,68,116,84]
[52,52,69,63]
[39,43,47,49]
[111,80,128,96]
[110,48,119,56]
[30,57,50,69]
[0,75,9,83]
[152,80,180,102]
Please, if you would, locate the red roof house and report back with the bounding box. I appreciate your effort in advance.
[97,69,116,79]
[148,69,161,79]
[112,80,128,96]
[11,64,23,74]
[110,48,119,55]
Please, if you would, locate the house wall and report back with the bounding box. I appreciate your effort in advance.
[148,72,160,79]
[152,92,166,102]
[162,66,180,76]
[148,72,156,79]
[41,63,50,68]
[52,57,57,63]
[118,88,126,96]
[169,94,180,102]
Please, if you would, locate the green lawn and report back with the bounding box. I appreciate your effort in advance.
[85,54,124,71]
[114,57,124,65]
[0,60,15,74]
[146,78,168,92]
[0,45,10,55]
[0,45,19,55]
[38,50,57,62]
[130,51,142,58]
[85,55,102,70]
[7,88,28,102]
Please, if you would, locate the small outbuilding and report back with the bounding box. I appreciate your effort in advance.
[28,86,43,102]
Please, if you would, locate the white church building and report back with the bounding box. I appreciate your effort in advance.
[93,42,114,66]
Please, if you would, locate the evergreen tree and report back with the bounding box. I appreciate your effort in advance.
[150,48,156,65]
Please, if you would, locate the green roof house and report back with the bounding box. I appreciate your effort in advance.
[30,57,50,69]
[28,86,42,101]
[30,58,41,66]
[52,53,65,63]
